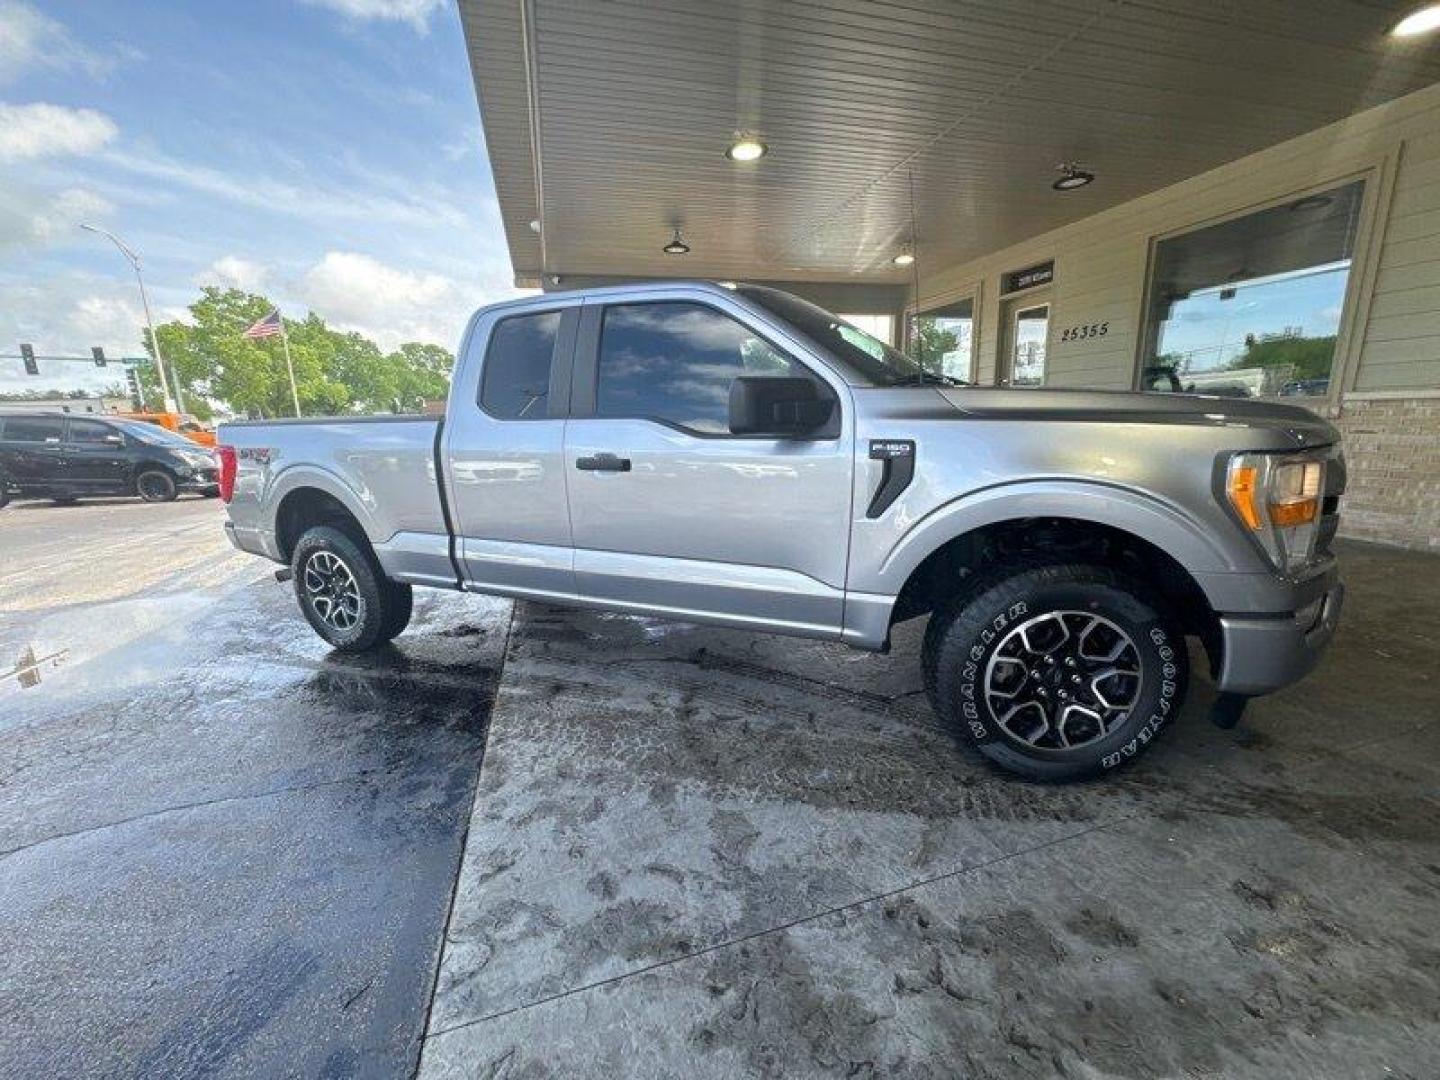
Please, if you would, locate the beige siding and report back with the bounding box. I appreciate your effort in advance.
[919,81,1440,397]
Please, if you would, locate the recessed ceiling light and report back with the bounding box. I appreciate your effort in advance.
[892,252,915,267]
[663,228,690,255]
[1393,4,1440,36]
[726,138,767,162]
[1052,162,1095,191]
[528,219,541,233]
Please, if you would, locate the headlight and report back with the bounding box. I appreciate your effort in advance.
[1226,452,1326,573]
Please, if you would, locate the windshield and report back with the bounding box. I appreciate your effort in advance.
[736,285,963,387]
[110,419,206,448]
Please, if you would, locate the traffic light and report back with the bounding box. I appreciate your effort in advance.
[125,366,143,408]
[92,346,106,367]
[20,343,37,375]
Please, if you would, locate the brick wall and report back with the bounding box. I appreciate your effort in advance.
[1334,397,1440,552]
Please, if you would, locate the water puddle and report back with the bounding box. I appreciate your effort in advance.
[2,644,70,691]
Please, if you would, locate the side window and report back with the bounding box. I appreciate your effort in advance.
[480,310,562,419]
[4,417,65,443]
[596,301,808,434]
[69,419,118,444]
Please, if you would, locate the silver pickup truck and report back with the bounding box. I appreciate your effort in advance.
[218,282,1345,781]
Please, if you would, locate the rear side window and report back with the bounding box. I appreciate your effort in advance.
[4,417,64,442]
[480,310,562,419]
[596,301,806,434]
[68,419,117,444]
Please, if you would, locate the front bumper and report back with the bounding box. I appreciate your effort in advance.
[1214,568,1345,695]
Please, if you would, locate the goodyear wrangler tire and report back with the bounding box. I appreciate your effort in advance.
[922,563,1187,782]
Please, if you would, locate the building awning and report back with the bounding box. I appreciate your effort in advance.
[460,0,1440,287]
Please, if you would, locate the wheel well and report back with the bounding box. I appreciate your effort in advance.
[275,487,368,563]
[891,517,1220,656]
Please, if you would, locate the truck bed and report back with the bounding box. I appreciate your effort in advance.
[217,415,451,582]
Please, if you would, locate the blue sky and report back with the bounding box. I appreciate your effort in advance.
[1,0,522,394]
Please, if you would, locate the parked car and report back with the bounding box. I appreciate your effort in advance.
[218,282,1345,781]
[0,412,220,505]
[119,411,218,447]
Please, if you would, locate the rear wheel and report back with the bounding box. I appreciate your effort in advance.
[292,525,411,651]
[136,469,178,503]
[922,562,1187,782]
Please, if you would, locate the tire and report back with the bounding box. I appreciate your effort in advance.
[136,469,178,503]
[0,485,9,510]
[922,562,1188,782]
[379,580,414,642]
[291,525,408,651]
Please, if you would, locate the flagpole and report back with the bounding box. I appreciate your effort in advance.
[278,315,301,417]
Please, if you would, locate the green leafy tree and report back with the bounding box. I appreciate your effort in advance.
[149,287,454,417]
[1229,335,1336,383]
[909,317,960,374]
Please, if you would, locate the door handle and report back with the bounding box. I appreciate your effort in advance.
[575,453,631,473]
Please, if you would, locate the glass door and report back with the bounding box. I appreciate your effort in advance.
[1000,297,1050,387]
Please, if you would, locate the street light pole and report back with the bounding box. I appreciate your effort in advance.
[79,224,181,413]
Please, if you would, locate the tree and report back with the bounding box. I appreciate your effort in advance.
[148,287,454,417]
[910,317,960,375]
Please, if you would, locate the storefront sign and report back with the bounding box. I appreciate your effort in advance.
[1003,261,1054,293]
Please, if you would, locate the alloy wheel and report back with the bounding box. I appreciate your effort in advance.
[982,610,1143,752]
[302,550,362,631]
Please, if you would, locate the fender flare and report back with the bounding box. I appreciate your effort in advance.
[265,463,384,551]
[874,479,1241,600]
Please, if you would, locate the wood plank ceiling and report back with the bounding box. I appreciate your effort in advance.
[460,0,1440,286]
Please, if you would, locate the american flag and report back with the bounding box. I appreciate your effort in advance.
[242,309,283,339]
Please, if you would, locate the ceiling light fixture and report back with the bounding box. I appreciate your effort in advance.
[1052,162,1095,191]
[528,219,541,233]
[892,251,915,267]
[1392,4,1440,36]
[726,137,767,162]
[663,228,690,255]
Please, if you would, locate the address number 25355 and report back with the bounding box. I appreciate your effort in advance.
[1060,322,1109,342]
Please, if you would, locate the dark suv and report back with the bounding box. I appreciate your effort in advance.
[0,413,220,507]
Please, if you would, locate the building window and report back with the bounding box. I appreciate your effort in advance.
[908,297,975,381]
[838,313,894,346]
[1140,178,1364,398]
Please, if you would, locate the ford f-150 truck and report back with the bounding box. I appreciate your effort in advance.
[217,282,1345,781]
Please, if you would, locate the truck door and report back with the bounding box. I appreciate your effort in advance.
[563,295,853,638]
[63,418,131,492]
[442,302,580,599]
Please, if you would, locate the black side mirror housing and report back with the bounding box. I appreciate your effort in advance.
[728,376,833,437]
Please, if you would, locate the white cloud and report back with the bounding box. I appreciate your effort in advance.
[298,251,466,349]
[0,186,112,250]
[201,255,269,293]
[0,1,123,83]
[0,103,118,161]
[100,148,471,232]
[302,0,445,31]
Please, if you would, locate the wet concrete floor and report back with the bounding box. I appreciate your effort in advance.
[4,498,1437,1077]
[1,499,511,1077]
[419,540,1440,1079]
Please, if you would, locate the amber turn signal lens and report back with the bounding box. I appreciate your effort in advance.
[1269,498,1319,527]
[1227,465,1262,529]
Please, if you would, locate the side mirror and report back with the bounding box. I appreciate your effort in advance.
[728,376,833,437]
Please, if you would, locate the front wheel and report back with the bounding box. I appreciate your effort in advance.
[292,525,411,651]
[922,562,1188,782]
[136,469,178,503]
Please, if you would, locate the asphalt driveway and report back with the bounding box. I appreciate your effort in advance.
[1,499,510,1077]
